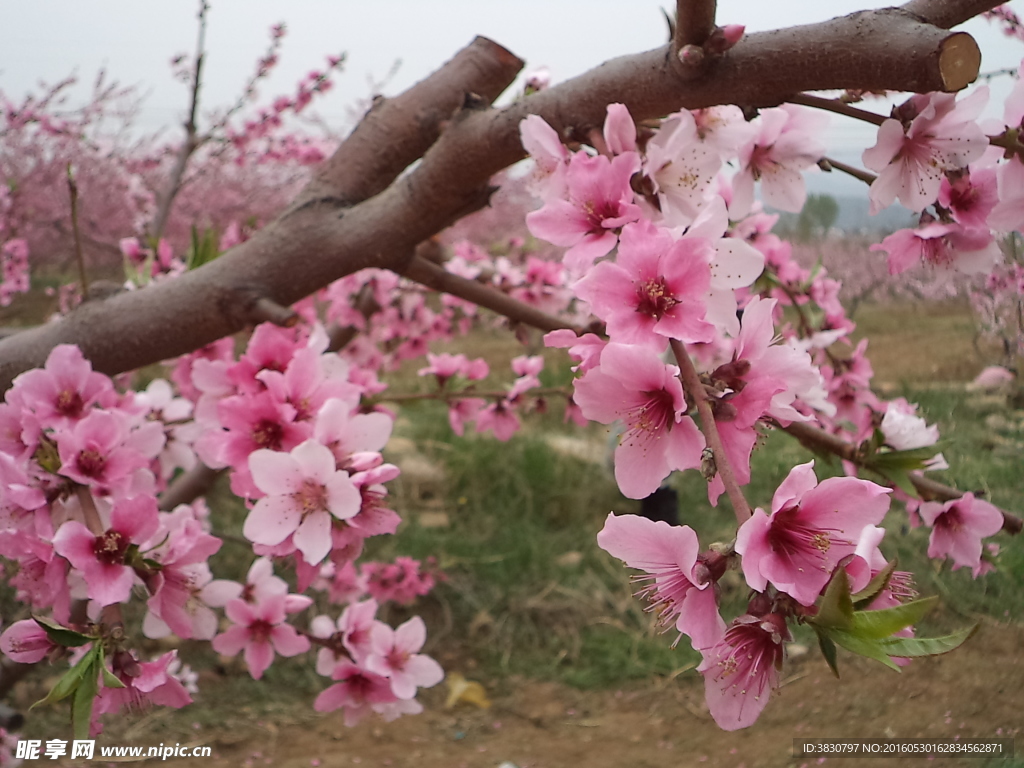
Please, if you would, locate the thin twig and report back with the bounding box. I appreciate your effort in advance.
[403,255,584,335]
[151,0,209,241]
[66,165,90,301]
[669,338,752,524]
[818,156,878,185]
[788,93,888,126]
[375,386,571,404]
[75,484,104,534]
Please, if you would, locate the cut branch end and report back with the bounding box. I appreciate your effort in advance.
[939,32,982,91]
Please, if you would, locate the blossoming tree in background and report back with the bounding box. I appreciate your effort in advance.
[0,0,1022,742]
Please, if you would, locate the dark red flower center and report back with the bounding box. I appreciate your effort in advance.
[252,420,284,450]
[635,277,678,320]
[249,619,273,643]
[76,448,107,478]
[55,388,84,418]
[93,530,130,565]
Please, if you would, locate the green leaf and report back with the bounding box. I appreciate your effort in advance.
[811,567,854,630]
[814,628,840,679]
[186,225,222,270]
[849,596,937,640]
[877,625,978,658]
[869,444,946,472]
[71,658,99,741]
[852,559,898,609]
[31,646,99,709]
[825,629,902,672]
[33,616,95,648]
[101,665,125,689]
[884,468,918,497]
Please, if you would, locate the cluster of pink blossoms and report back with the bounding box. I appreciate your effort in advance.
[0,318,444,731]
[864,72,1024,278]
[519,100,1006,730]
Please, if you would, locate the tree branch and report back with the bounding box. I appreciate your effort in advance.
[903,0,1004,29]
[781,420,1023,534]
[670,339,752,525]
[819,156,878,185]
[402,255,583,334]
[788,93,887,126]
[295,36,523,209]
[152,0,209,241]
[675,0,718,49]
[158,463,223,512]
[0,1,992,391]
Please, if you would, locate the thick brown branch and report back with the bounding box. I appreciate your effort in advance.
[402,256,582,334]
[903,0,1005,29]
[296,36,523,209]
[781,420,1023,534]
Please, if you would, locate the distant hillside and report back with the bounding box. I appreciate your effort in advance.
[771,194,916,237]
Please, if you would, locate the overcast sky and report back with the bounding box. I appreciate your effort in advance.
[3,1,1023,195]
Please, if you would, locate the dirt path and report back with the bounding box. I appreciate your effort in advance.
[183,621,1022,768]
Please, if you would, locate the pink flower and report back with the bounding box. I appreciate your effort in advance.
[94,650,193,717]
[704,296,832,505]
[938,168,998,229]
[574,221,715,348]
[474,400,520,441]
[573,343,704,499]
[918,493,1003,576]
[56,409,159,494]
[519,115,569,202]
[313,398,393,468]
[447,397,486,437]
[211,593,312,679]
[602,103,637,155]
[735,461,891,605]
[314,661,403,727]
[311,598,379,674]
[244,440,362,565]
[597,513,725,650]
[697,613,790,730]
[641,110,722,226]
[365,616,443,700]
[13,344,115,427]
[526,149,642,271]
[872,220,1002,275]
[0,619,57,663]
[731,106,826,218]
[969,365,1015,391]
[52,495,160,606]
[862,89,989,213]
[142,510,223,640]
[989,157,1024,232]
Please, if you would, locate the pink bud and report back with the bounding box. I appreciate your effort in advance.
[720,24,745,47]
[705,24,745,55]
[0,620,57,663]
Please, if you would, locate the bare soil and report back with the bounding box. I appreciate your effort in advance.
[163,620,1021,768]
